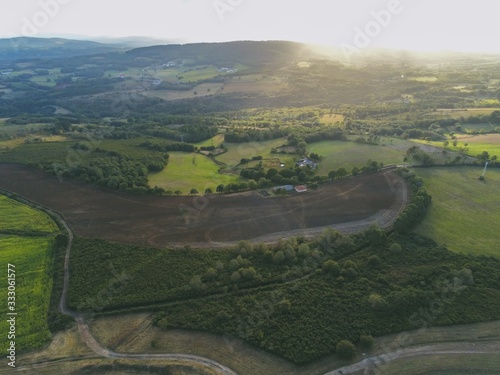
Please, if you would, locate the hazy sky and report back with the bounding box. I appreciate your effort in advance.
[1,0,499,53]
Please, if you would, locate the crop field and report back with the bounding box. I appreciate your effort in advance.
[415,167,500,257]
[148,151,243,193]
[0,234,56,351]
[309,140,407,175]
[0,195,58,233]
[0,193,59,351]
[0,164,401,248]
[215,138,293,167]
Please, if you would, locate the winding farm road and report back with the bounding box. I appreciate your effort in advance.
[2,175,498,375]
[54,206,239,375]
[324,341,500,375]
[0,188,238,375]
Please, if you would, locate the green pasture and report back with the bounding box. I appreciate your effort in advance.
[412,134,500,159]
[194,134,225,148]
[215,138,293,168]
[0,195,59,233]
[148,152,242,193]
[309,140,407,174]
[415,167,500,257]
[179,66,221,82]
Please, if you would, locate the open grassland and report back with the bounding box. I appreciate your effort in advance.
[318,113,345,125]
[148,151,242,193]
[0,195,59,233]
[144,83,223,101]
[223,77,288,94]
[215,138,294,167]
[415,167,500,257]
[0,235,55,351]
[309,140,407,175]
[194,134,225,148]
[408,76,438,82]
[412,134,500,159]
[179,66,221,82]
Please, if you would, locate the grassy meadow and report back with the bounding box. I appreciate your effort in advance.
[412,134,500,159]
[215,138,294,168]
[0,194,59,351]
[309,140,407,175]
[0,195,59,233]
[415,167,500,257]
[148,152,243,193]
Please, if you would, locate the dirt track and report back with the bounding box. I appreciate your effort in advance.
[0,164,407,248]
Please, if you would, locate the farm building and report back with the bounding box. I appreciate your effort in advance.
[295,185,307,193]
[296,158,317,169]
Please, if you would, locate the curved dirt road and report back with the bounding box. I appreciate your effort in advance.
[0,188,238,375]
[324,341,500,375]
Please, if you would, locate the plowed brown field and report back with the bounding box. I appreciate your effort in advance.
[0,164,405,248]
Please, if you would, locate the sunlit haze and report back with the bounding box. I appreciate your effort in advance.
[1,0,500,53]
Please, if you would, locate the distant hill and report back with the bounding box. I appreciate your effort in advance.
[126,40,316,66]
[0,37,119,63]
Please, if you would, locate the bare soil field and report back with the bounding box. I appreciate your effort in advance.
[0,164,403,248]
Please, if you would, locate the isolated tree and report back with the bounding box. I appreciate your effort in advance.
[204,187,213,195]
[190,188,199,195]
[351,166,360,176]
[216,184,225,193]
[336,340,356,360]
[174,190,182,196]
